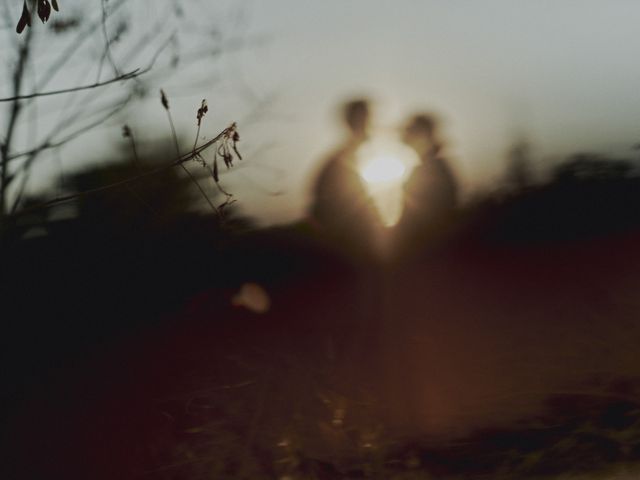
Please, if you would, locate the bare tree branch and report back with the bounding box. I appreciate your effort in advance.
[0,67,145,102]
[29,0,128,99]
[12,124,239,216]
[2,1,247,230]
[6,95,131,163]
[2,13,186,221]
[8,95,132,213]
[100,0,120,78]
[1,26,32,217]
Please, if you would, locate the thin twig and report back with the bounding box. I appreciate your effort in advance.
[9,31,174,164]
[100,0,120,78]
[9,95,132,214]
[3,28,175,165]
[95,44,110,84]
[192,123,201,154]
[0,68,143,102]
[6,29,193,212]
[162,91,220,216]
[126,131,141,171]
[7,93,133,162]
[1,26,32,219]
[12,124,237,216]
[29,0,129,102]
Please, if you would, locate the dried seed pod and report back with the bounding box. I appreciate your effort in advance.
[226,127,241,160]
[232,142,242,161]
[196,99,208,126]
[160,89,169,110]
[37,0,51,23]
[16,1,31,34]
[218,143,232,169]
[225,150,233,169]
[212,158,219,182]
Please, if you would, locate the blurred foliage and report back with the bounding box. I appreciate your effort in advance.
[465,154,640,245]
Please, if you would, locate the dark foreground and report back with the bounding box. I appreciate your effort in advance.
[3,189,640,479]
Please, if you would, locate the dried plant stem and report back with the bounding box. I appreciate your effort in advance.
[127,135,141,171]
[1,27,32,224]
[8,95,133,215]
[100,0,120,78]
[192,99,235,215]
[29,0,129,102]
[213,177,233,197]
[192,123,201,154]
[14,125,237,216]
[164,108,219,216]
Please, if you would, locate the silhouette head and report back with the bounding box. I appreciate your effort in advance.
[403,113,440,156]
[342,99,370,139]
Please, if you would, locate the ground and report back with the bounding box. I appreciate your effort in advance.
[3,223,640,479]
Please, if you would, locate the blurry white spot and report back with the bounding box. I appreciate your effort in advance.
[357,136,419,227]
[357,136,417,185]
[360,155,406,184]
[231,282,271,314]
[277,438,290,448]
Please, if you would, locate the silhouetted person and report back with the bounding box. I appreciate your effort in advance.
[308,99,381,258]
[307,99,383,370]
[399,114,458,244]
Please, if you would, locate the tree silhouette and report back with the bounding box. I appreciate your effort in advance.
[0,1,246,240]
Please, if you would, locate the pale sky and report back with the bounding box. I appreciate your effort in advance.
[4,0,640,225]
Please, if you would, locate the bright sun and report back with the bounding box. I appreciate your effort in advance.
[360,155,406,184]
[357,138,419,227]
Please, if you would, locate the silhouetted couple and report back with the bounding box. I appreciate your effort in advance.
[309,99,458,259]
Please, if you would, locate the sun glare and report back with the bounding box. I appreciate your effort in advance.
[357,137,419,227]
[361,155,406,184]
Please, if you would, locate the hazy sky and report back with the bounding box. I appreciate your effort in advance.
[208,0,640,224]
[5,0,640,225]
